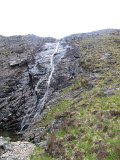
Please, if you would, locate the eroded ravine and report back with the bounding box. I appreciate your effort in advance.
[21,42,60,131]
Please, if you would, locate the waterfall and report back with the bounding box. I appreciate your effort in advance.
[20,42,60,131]
[34,41,59,118]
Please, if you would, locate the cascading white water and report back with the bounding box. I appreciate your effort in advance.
[21,42,60,131]
[34,41,60,118]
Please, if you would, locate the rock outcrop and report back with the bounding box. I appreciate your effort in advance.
[0,33,81,132]
[0,35,56,131]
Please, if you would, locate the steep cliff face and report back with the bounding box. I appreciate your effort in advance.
[0,34,77,131]
[0,35,56,130]
[0,30,120,160]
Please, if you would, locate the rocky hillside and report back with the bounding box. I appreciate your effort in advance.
[0,29,120,160]
[0,34,56,131]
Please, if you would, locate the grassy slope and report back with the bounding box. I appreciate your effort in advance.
[29,31,120,160]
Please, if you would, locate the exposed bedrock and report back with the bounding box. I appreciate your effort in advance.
[0,35,80,132]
